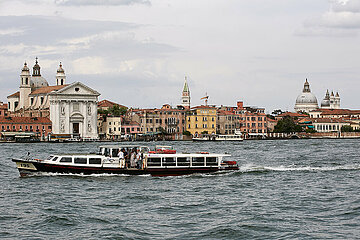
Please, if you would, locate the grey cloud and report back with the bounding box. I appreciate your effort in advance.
[0,16,138,46]
[56,0,151,6]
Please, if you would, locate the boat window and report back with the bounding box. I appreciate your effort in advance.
[60,157,72,163]
[112,149,119,157]
[47,155,54,160]
[163,157,176,166]
[177,157,190,166]
[74,157,87,164]
[147,157,161,166]
[52,157,59,161]
[192,157,205,166]
[206,157,218,166]
[103,148,110,157]
[89,158,102,164]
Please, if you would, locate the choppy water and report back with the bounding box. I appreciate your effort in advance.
[1,139,360,239]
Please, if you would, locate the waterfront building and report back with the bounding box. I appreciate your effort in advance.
[186,105,217,136]
[127,104,186,140]
[121,121,141,138]
[216,101,267,137]
[98,99,126,111]
[0,102,8,117]
[180,77,191,109]
[294,79,318,113]
[312,118,356,132]
[7,59,100,139]
[97,116,122,140]
[0,116,51,141]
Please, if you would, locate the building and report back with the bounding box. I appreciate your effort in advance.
[98,116,122,140]
[128,104,186,140]
[312,118,356,133]
[309,109,360,119]
[294,79,318,113]
[186,106,217,136]
[7,59,100,139]
[98,99,126,111]
[320,90,340,109]
[180,77,190,109]
[275,112,308,121]
[0,102,8,117]
[0,116,52,141]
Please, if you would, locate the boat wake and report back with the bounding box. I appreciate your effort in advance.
[238,163,360,173]
[27,172,151,178]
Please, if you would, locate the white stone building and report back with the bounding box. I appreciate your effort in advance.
[49,82,100,139]
[7,58,100,139]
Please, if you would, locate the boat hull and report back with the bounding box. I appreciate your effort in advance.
[13,158,238,177]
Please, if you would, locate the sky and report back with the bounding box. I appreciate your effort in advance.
[0,0,360,113]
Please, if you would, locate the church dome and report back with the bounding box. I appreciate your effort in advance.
[294,79,318,113]
[296,92,318,105]
[31,76,49,89]
[321,99,330,107]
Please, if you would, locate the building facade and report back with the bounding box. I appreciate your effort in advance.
[7,59,100,139]
[186,106,217,136]
[0,102,8,117]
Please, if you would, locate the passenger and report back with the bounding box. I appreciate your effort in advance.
[118,148,125,168]
[130,149,137,168]
[136,149,143,169]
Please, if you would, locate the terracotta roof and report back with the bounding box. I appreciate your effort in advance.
[191,105,217,109]
[267,118,278,122]
[123,121,140,126]
[0,103,8,109]
[278,112,308,117]
[0,116,51,124]
[98,99,126,109]
[8,91,20,98]
[30,85,68,95]
[311,109,360,115]
[217,110,236,115]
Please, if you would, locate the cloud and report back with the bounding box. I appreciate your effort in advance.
[56,0,151,6]
[297,0,360,36]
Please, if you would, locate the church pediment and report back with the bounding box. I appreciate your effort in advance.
[50,82,100,96]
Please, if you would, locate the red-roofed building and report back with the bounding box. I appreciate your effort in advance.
[98,100,126,111]
[310,109,360,119]
[0,116,52,141]
[275,112,308,121]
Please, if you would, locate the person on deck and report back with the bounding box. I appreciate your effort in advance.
[118,148,125,168]
[130,149,137,168]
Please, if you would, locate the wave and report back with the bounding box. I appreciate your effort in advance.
[28,172,151,177]
[239,164,360,173]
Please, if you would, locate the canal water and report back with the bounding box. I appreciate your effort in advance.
[1,139,360,239]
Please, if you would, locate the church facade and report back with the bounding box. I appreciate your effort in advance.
[7,58,100,139]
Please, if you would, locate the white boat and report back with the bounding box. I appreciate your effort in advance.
[192,133,243,141]
[12,145,239,177]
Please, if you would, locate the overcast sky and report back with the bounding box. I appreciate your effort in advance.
[1,0,360,112]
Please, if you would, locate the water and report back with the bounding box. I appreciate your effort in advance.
[1,139,360,239]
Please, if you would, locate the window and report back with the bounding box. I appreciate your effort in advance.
[163,157,176,166]
[74,157,87,164]
[30,98,34,105]
[147,157,161,166]
[52,157,59,161]
[60,157,72,163]
[177,157,190,166]
[40,97,44,105]
[206,157,218,166]
[192,157,205,166]
[89,158,102,164]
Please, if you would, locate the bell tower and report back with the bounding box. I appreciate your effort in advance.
[56,62,66,86]
[181,76,190,109]
[19,62,31,109]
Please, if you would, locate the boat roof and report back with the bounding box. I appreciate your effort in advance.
[99,145,146,148]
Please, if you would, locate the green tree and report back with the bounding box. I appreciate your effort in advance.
[183,131,191,136]
[273,116,303,133]
[109,105,128,116]
[341,125,353,132]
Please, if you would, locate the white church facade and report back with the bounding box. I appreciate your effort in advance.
[7,58,100,139]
